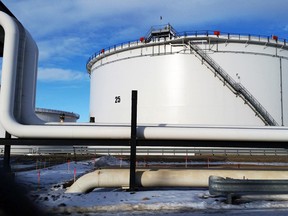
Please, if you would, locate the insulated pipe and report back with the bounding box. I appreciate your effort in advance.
[66,168,288,193]
[20,30,44,125]
[0,11,130,139]
[1,11,288,141]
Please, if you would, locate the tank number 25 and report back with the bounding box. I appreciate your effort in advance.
[115,96,121,103]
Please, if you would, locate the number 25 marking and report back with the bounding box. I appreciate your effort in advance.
[115,96,121,103]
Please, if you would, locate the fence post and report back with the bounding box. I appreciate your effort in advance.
[129,90,138,191]
[4,132,11,173]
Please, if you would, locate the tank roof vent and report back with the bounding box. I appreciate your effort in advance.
[146,24,177,42]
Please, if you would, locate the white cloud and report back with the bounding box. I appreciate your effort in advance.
[1,0,287,63]
[37,35,89,62]
[3,0,288,74]
[37,67,88,82]
[5,0,287,38]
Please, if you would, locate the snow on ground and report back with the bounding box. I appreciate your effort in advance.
[11,156,288,215]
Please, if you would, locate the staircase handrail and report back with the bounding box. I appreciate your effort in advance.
[188,41,278,126]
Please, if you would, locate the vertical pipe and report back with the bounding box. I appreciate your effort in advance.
[129,90,138,191]
[280,58,284,126]
[3,131,11,173]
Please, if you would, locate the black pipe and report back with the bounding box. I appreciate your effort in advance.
[129,90,138,191]
[0,2,16,19]
[3,132,11,173]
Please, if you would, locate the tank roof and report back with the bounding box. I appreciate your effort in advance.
[35,108,80,119]
[86,26,288,73]
[145,24,177,42]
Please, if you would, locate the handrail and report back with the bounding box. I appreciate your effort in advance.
[87,30,288,73]
[145,23,178,42]
[3,145,288,156]
[187,41,279,126]
[177,30,287,44]
[35,108,80,119]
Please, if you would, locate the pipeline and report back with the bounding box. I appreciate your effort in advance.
[66,168,288,193]
[1,11,288,141]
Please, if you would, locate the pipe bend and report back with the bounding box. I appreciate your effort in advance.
[66,169,288,193]
[0,12,130,138]
[0,12,20,133]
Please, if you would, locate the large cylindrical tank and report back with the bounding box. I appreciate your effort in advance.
[87,26,288,126]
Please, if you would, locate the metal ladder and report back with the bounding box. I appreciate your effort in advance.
[187,41,278,126]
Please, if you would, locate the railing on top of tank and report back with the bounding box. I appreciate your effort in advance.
[86,30,287,69]
[178,30,287,45]
[86,39,141,67]
[35,108,80,119]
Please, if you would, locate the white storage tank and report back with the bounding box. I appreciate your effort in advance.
[88,25,288,126]
[35,108,80,123]
[0,108,80,155]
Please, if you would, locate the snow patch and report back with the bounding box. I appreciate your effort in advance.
[94,155,128,168]
[11,156,288,215]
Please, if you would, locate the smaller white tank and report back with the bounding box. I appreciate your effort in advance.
[0,108,80,155]
[35,108,80,123]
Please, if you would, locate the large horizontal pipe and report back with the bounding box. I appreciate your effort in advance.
[1,11,288,142]
[66,168,288,193]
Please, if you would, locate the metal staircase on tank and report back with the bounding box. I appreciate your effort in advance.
[187,41,279,126]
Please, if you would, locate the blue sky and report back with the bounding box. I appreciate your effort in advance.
[2,0,288,122]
